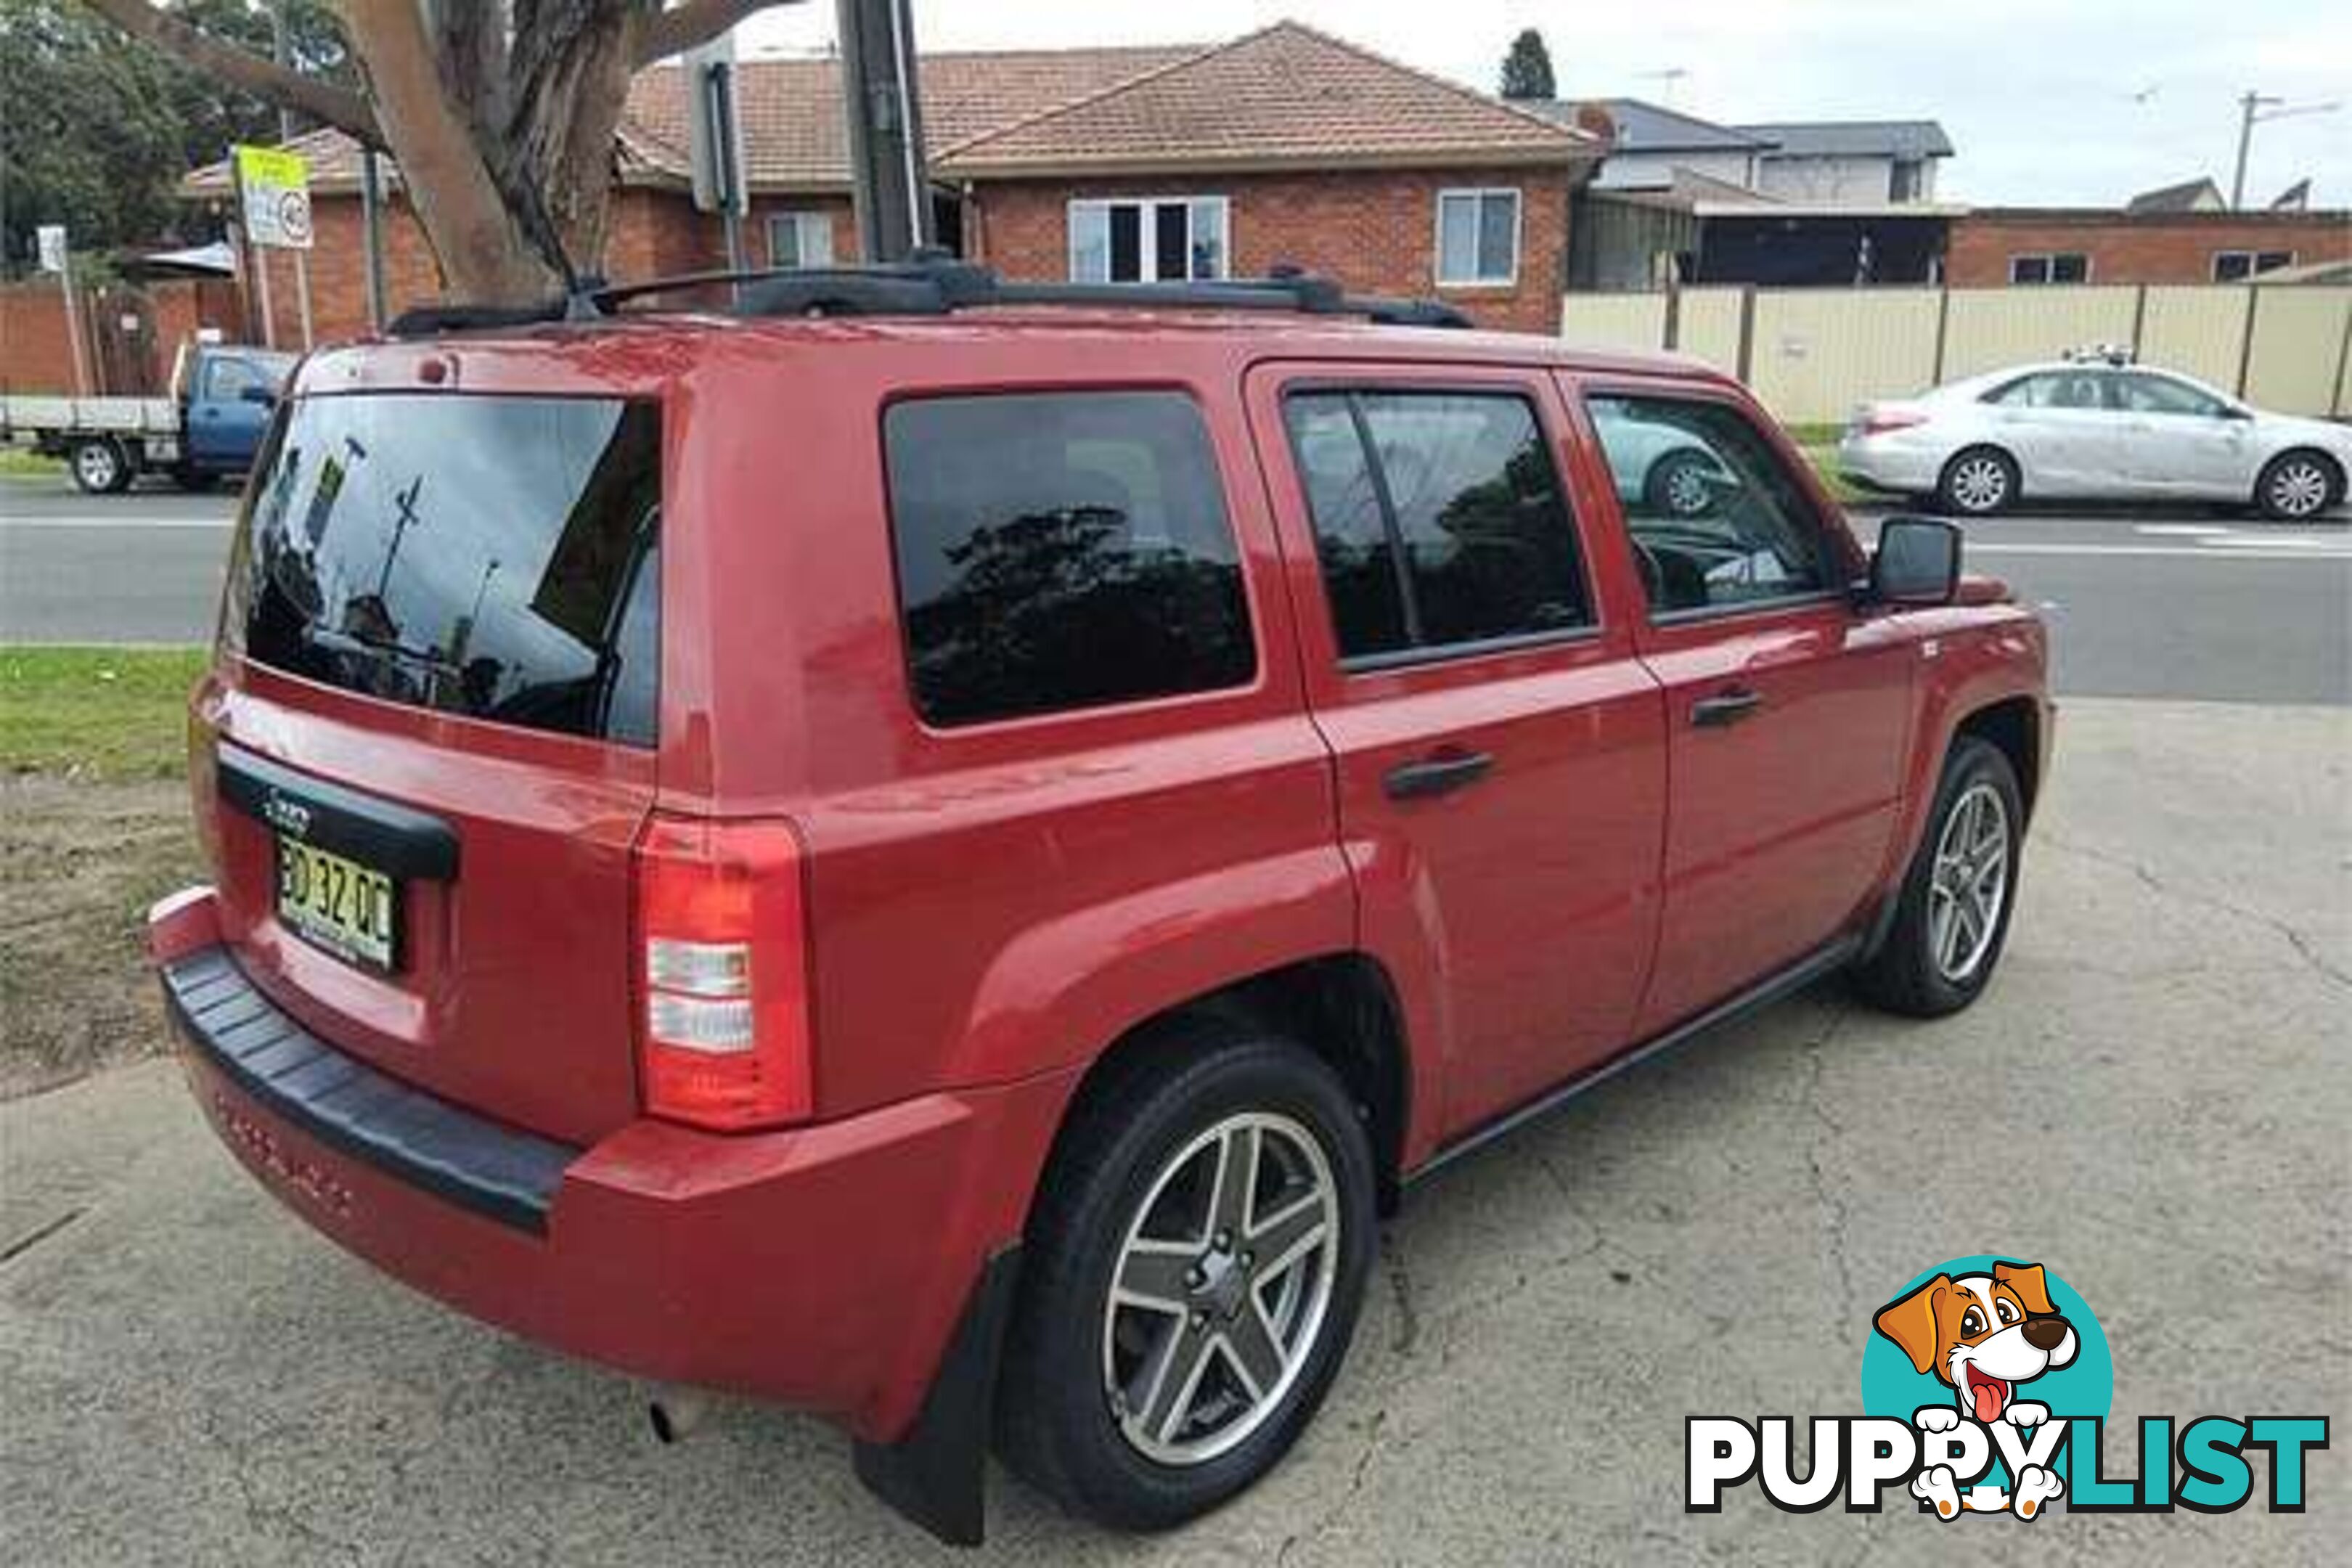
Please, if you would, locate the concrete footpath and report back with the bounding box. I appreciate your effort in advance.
[2,698,2345,1565]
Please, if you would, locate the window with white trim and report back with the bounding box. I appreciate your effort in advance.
[1436,189,1521,287]
[1067,197,1229,282]
[766,211,835,270]
[2213,249,2295,282]
[2009,252,2088,285]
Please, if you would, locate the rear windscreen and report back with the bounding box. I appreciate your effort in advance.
[225,393,662,746]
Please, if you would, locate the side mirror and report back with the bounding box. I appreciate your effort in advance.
[239,384,279,406]
[1869,516,1961,606]
[2220,404,2255,421]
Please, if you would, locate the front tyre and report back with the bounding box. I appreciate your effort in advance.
[997,1025,1375,1530]
[2255,450,2341,522]
[1852,736,2025,1017]
[1935,446,2017,517]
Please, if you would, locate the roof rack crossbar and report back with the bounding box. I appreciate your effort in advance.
[388,254,1472,338]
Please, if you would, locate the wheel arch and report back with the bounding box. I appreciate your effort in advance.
[1041,953,1413,1217]
[1953,695,2042,826]
[2257,444,2345,506]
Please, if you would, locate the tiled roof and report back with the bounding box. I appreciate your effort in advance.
[938,23,1596,176]
[183,24,1592,200]
[619,44,1201,189]
[184,43,1199,198]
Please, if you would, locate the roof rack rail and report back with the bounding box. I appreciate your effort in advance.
[386,253,1471,338]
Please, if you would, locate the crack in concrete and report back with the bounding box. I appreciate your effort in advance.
[1378,1230,1420,1357]
[2042,834,2349,991]
[1275,1407,1388,1566]
[0,1207,85,1265]
[1799,1004,1861,1322]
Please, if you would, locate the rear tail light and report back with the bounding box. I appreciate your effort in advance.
[1857,407,1929,436]
[632,814,813,1130]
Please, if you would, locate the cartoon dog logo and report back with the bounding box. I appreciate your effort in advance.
[1874,1260,2078,1519]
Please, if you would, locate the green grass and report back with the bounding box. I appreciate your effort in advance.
[1,646,208,782]
[1782,422,1871,506]
[0,447,64,478]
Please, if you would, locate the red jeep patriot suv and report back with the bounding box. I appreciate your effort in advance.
[150,261,2048,1543]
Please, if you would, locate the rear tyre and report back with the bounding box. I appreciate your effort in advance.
[1851,736,2025,1018]
[68,437,132,495]
[997,1022,1375,1530]
[2254,450,2340,523]
[1935,446,2017,517]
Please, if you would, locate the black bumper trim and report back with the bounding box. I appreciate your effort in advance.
[163,947,577,1233]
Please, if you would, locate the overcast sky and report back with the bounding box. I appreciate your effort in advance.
[740,1,2349,208]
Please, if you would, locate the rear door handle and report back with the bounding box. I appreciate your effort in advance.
[1383,750,1494,800]
[1690,687,1764,728]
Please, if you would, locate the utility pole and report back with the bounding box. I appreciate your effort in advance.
[836,0,931,261]
[2231,90,2341,209]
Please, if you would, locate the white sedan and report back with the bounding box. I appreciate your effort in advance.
[1839,361,2351,520]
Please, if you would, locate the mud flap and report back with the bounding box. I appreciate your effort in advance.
[852,1244,1022,1546]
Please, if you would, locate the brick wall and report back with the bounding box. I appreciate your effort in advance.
[0,277,238,395]
[1947,211,2352,287]
[967,167,1574,333]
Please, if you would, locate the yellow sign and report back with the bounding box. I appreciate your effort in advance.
[234,144,314,250]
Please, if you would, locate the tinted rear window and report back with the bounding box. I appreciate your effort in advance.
[883,391,1255,727]
[226,394,662,746]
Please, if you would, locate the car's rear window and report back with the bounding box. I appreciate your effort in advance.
[224,393,663,746]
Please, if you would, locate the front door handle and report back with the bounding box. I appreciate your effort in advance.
[1383,749,1494,800]
[1691,687,1763,728]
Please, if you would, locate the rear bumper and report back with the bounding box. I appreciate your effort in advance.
[1838,433,1945,493]
[150,887,1077,1442]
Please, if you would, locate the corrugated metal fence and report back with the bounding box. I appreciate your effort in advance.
[1560,285,2352,425]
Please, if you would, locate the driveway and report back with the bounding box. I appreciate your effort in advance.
[4,698,2344,1565]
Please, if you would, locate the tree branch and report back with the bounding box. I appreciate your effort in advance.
[81,0,381,144]
[634,0,803,66]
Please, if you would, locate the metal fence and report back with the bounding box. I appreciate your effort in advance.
[1559,284,2352,425]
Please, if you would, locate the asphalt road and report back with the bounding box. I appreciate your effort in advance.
[4,699,2344,1564]
[3,475,2346,703]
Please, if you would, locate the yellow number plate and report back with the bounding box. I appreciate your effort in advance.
[275,836,399,971]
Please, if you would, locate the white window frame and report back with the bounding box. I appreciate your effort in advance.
[2009,252,2091,286]
[2213,248,2295,282]
[1434,188,1522,288]
[1066,196,1231,283]
[766,210,835,270]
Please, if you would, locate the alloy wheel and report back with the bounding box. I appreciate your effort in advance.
[1927,781,2010,984]
[1948,455,2008,514]
[1103,1111,1340,1466]
[2267,459,2329,520]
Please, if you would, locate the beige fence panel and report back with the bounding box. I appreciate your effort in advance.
[2340,308,2352,417]
[1674,287,1745,372]
[2138,287,2251,388]
[1747,288,1942,425]
[2242,286,2351,415]
[1940,287,2139,379]
[1559,293,1667,354]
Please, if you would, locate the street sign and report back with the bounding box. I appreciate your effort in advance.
[685,36,749,218]
[234,145,314,250]
[36,224,66,273]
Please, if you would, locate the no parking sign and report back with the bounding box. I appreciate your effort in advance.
[234,145,313,250]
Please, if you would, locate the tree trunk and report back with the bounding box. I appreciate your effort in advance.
[343,1,573,303]
[90,2,807,309]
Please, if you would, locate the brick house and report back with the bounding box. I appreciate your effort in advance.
[1946,208,2352,287]
[181,21,1599,343]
